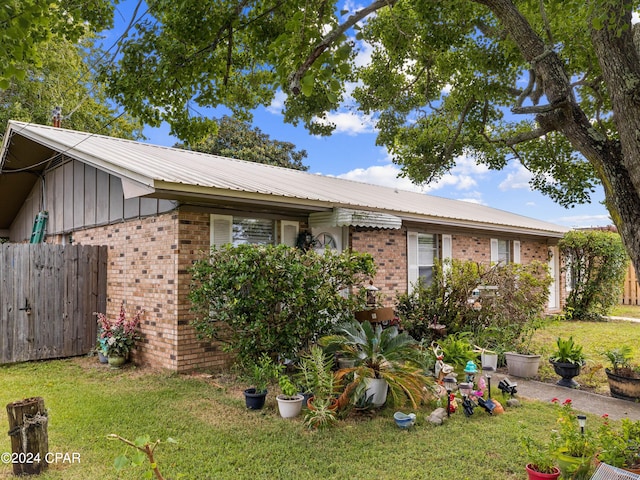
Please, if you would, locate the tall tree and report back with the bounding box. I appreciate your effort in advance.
[0,0,113,88]
[174,116,308,170]
[0,37,142,139]
[101,1,640,279]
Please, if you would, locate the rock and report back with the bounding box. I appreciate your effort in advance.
[506,398,521,408]
[427,407,448,425]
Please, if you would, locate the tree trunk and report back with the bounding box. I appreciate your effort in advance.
[477,0,640,287]
[6,397,49,475]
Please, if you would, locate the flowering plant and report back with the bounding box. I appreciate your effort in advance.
[550,398,597,459]
[96,303,143,358]
[597,415,640,469]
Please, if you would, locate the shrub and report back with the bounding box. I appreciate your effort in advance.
[396,259,552,349]
[559,230,628,320]
[189,244,376,366]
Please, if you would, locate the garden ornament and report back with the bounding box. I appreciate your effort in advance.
[498,378,518,397]
[393,411,417,429]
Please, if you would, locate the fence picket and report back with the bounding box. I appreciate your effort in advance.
[0,244,106,364]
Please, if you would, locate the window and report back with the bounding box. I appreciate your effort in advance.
[233,217,273,245]
[418,234,438,284]
[490,238,521,265]
[407,232,452,292]
[210,214,298,248]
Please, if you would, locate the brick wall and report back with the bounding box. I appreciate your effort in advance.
[350,227,407,305]
[350,227,557,309]
[74,213,560,371]
[75,210,231,372]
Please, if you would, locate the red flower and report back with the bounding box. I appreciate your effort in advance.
[562,398,572,406]
[551,397,559,403]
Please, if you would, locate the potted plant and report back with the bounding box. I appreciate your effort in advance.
[550,398,596,480]
[275,374,304,419]
[597,417,640,473]
[603,346,640,401]
[505,319,542,378]
[296,346,339,428]
[521,434,560,480]
[242,354,281,410]
[320,320,427,408]
[95,302,143,368]
[549,336,586,388]
[296,346,338,411]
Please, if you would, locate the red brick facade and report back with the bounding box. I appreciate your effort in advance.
[75,209,231,372]
[73,211,560,372]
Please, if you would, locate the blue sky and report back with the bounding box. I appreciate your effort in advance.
[104,1,613,229]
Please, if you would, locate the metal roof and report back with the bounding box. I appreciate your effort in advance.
[0,121,570,237]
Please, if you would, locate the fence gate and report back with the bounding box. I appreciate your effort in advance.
[0,244,107,364]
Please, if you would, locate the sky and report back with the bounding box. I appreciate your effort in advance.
[102,1,613,229]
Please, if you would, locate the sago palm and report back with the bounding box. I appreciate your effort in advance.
[320,320,430,408]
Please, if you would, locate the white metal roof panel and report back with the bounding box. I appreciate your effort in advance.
[2,121,570,236]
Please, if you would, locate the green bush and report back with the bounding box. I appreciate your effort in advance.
[189,244,376,366]
[559,230,628,320]
[396,259,552,350]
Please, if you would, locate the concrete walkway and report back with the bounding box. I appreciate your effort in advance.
[492,373,640,421]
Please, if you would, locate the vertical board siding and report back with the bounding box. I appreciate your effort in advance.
[0,244,107,364]
[621,263,640,305]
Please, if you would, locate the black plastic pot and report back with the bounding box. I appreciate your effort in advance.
[243,388,267,410]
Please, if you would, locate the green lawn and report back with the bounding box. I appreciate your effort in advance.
[1,316,639,480]
[531,317,640,394]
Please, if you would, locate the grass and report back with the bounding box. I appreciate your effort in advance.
[530,316,640,394]
[610,304,640,319]
[2,315,640,480]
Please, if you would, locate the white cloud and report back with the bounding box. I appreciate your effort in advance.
[334,153,489,198]
[499,162,533,190]
[266,90,287,115]
[553,214,612,228]
[336,164,430,192]
[315,111,376,135]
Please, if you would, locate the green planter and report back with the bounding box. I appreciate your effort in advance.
[555,449,591,480]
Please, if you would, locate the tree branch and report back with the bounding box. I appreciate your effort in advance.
[511,99,568,115]
[289,0,397,94]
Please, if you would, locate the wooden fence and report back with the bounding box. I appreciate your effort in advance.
[0,244,107,364]
[621,263,640,305]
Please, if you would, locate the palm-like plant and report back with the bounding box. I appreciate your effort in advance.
[320,320,429,408]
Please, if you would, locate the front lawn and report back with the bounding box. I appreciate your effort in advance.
[1,317,638,479]
[0,358,550,480]
[531,318,640,394]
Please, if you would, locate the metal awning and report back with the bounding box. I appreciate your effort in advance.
[309,208,402,229]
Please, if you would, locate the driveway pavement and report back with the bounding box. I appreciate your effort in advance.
[492,373,640,421]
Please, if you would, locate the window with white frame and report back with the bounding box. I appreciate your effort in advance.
[418,234,438,284]
[407,232,452,292]
[210,214,298,248]
[490,238,521,265]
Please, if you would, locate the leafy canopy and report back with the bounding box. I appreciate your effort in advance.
[174,116,308,170]
[0,36,141,139]
[0,0,113,88]
[100,0,621,206]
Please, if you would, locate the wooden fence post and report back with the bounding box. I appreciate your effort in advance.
[6,397,48,475]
